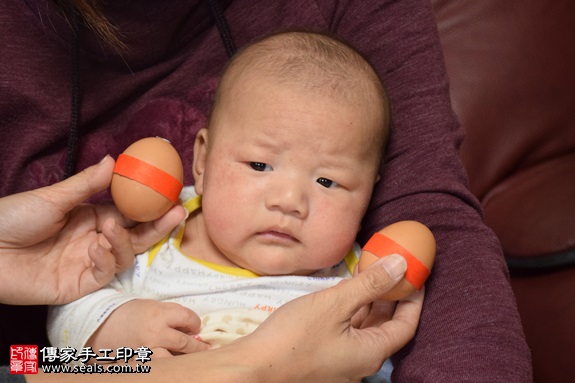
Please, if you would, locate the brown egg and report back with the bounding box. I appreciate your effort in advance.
[358,221,436,301]
[111,137,183,222]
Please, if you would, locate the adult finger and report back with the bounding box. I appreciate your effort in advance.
[43,156,115,213]
[87,241,117,289]
[371,287,424,355]
[100,218,136,272]
[358,299,397,329]
[334,254,407,318]
[128,205,187,253]
[0,157,116,246]
[350,304,371,328]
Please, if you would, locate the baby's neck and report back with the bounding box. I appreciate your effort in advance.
[179,210,240,268]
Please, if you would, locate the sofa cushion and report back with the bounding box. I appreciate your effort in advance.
[483,155,575,265]
[433,0,575,263]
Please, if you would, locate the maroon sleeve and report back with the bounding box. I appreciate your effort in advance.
[316,0,532,381]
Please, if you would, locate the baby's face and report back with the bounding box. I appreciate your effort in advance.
[195,76,383,276]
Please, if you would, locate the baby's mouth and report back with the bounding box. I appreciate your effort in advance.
[256,228,299,244]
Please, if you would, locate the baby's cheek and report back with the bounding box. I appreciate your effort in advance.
[202,193,235,232]
[310,223,357,268]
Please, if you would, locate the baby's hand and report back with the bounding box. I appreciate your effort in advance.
[87,299,210,357]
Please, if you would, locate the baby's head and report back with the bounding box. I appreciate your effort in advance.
[193,31,390,276]
[209,31,389,166]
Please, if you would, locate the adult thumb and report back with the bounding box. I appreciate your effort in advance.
[337,254,407,315]
[48,155,115,210]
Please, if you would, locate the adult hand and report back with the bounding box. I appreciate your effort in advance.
[0,156,186,305]
[228,254,423,383]
[87,299,210,356]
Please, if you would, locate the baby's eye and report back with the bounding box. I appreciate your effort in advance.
[249,162,273,172]
[317,177,337,188]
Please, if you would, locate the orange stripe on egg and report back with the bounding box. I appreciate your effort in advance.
[362,233,430,290]
[113,154,183,203]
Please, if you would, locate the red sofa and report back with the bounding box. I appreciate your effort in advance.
[432,0,575,381]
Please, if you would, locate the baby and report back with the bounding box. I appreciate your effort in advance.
[49,30,389,357]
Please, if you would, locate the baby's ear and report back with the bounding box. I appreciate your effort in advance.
[192,128,209,195]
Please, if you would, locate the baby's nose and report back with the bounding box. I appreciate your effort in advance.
[264,179,309,218]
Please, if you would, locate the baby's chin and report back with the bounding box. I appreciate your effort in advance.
[232,249,316,276]
[244,262,317,277]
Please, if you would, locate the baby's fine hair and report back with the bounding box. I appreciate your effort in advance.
[215,31,388,117]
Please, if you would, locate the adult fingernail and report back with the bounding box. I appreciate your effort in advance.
[99,154,111,164]
[378,254,407,280]
[109,219,120,234]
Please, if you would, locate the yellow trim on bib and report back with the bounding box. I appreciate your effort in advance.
[147,235,169,266]
[182,195,202,214]
[185,257,259,278]
[344,248,359,274]
[148,195,258,277]
[147,195,202,266]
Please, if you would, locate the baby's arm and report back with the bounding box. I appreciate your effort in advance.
[48,250,209,356]
[48,251,147,351]
[47,283,139,352]
[86,298,210,357]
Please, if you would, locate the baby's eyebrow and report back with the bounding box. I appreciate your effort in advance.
[249,135,282,152]
[318,152,361,169]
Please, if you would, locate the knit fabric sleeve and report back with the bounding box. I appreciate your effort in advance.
[47,274,141,352]
[314,0,532,381]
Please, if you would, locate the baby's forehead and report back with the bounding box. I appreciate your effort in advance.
[212,35,389,162]
[229,59,380,105]
[222,69,385,133]
[221,34,384,101]
[215,73,386,152]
